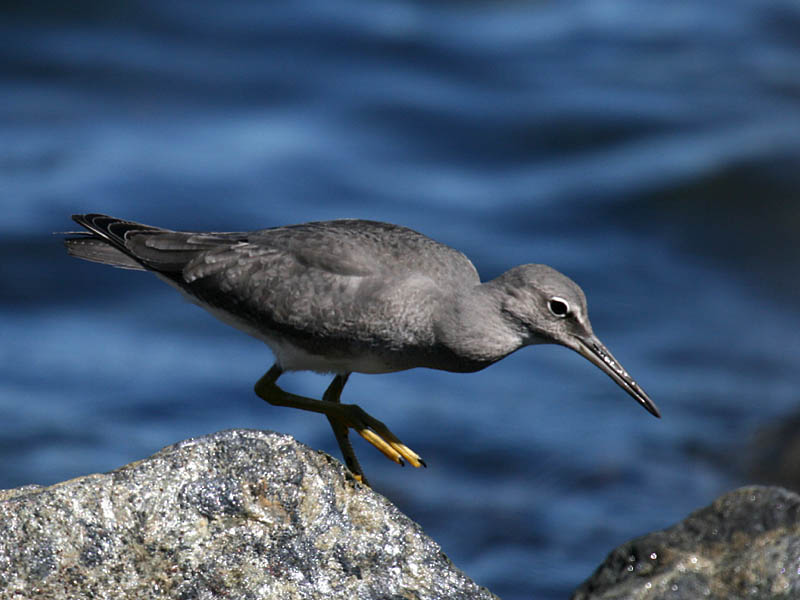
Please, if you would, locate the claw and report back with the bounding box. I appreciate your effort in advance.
[350,412,424,468]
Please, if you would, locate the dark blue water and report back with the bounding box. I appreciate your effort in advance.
[3,1,800,598]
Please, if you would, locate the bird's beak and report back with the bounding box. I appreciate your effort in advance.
[571,334,660,418]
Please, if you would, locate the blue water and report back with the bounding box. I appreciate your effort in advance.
[3,1,800,597]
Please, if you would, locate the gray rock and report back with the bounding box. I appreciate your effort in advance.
[0,429,498,600]
[573,486,800,600]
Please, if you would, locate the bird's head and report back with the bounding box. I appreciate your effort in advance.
[497,264,660,418]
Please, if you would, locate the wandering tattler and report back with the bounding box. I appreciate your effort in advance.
[66,213,659,485]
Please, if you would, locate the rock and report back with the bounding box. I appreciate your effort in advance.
[572,486,800,600]
[0,429,498,600]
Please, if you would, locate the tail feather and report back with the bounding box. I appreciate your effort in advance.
[65,214,166,271]
[71,214,165,248]
[64,236,146,270]
[65,214,228,274]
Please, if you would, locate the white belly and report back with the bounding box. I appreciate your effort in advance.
[263,335,399,375]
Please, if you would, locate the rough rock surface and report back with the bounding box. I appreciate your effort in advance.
[0,429,498,600]
[573,486,800,600]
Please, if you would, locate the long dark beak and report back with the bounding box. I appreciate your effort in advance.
[572,335,660,418]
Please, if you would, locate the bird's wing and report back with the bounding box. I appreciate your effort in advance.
[68,214,382,276]
[178,229,389,338]
[67,215,392,337]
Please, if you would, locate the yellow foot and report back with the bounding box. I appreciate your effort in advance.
[336,404,426,468]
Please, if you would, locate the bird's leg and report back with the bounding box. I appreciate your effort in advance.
[321,373,370,486]
[254,364,425,472]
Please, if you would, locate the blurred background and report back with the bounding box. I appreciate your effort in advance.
[2,1,800,598]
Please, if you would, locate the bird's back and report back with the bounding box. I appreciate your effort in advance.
[255,219,478,284]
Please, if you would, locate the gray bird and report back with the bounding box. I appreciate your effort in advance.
[65,214,659,485]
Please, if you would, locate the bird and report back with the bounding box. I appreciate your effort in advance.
[65,213,659,485]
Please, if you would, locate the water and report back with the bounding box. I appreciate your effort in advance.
[2,1,800,598]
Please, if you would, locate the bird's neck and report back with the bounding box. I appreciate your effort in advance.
[431,282,527,372]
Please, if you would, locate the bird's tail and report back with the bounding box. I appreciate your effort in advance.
[64,235,146,270]
[63,213,162,270]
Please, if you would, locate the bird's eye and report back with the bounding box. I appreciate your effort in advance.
[548,296,570,317]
